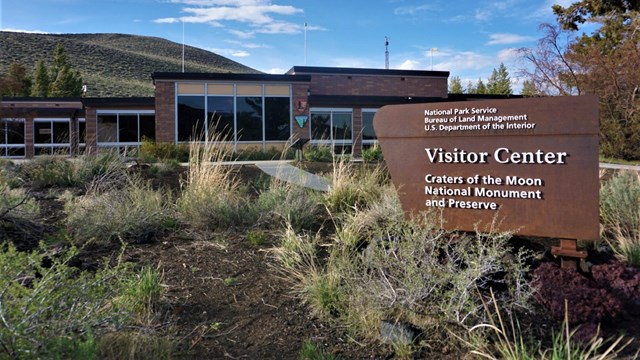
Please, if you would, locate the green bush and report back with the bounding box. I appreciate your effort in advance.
[0,181,40,238]
[0,242,169,360]
[18,156,77,188]
[234,147,295,161]
[140,138,189,162]
[303,145,333,162]
[361,145,383,162]
[0,243,126,359]
[65,176,175,245]
[600,170,640,265]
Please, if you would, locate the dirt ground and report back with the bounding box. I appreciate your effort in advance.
[126,162,399,359]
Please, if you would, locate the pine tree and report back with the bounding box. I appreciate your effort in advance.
[487,63,512,95]
[475,78,487,94]
[1,61,32,96]
[520,79,538,97]
[31,60,50,97]
[466,81,475,94]
[49,44,83,97]
[449,76,464,94]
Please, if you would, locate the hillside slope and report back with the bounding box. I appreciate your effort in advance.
[0,32,260,97]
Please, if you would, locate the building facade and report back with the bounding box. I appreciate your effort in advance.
[0,66,452,158]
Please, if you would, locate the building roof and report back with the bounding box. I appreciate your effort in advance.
[286,66,449,78]
[152,72,311,83]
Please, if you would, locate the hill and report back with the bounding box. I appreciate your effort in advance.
[0,32,260,97]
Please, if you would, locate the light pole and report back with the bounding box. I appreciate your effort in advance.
[430,48,438,70]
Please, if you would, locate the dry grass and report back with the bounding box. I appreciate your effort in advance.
[176,131,242,231]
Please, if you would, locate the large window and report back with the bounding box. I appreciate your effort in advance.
[362,109,378,145]
[207,96,234,140]
[265,97,290,141]
[34,118,71,155]
[0,118,25,157]
[310,108,353,144]
[97,111,155,155]
[236,96,262,141]
[177,96,205,141]
[176,83,292,146]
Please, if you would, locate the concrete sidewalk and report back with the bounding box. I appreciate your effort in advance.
[254,161,330,192]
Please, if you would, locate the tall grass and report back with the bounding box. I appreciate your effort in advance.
[323,154,387,216]
[600,170,640,265]
[176,131,242,231]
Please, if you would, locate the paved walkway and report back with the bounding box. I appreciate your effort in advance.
[253,161,331,192]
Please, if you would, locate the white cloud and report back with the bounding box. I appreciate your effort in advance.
[155,1,304,36]
[475,9,491,21]
[486,33,535,45]
[496,48,520,62]
[1,28,49,34]
[397,59,421,70]
[265,67,286,74]
[393,5,432,16]
[436,51,494,74]
[206,47,250,57]
[224,39,270,49]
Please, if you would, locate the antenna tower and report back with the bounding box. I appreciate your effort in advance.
[384,36,389,70]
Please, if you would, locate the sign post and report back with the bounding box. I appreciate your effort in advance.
[373,96,599,267]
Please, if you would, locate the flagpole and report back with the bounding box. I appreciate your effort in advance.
[182,21,185,72]
[304,22,307,65]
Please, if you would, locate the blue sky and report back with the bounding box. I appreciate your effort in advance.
[1,0,575,90]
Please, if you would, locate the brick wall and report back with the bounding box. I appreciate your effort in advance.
[154,81,176,143]
[291,83,310,140]
[84,107,97,153]
[309,75,448,98]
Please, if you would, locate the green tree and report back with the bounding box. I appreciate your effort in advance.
[520,79,539,97]
[1,61,32,96]
[49,44,83,97]
[487,63,512,95]
[475,78,487,94]
[553,2,640,160]
[449,76,464,94]
[31,60,50,97]
[466,80,475,94]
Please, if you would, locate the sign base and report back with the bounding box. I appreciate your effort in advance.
[551,238,587,269]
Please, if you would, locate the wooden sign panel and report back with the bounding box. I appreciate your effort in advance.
[374,96,599,240]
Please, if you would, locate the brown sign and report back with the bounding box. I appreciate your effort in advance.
[373,96,599,240]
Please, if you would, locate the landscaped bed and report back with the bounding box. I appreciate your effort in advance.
[1,143,639,359]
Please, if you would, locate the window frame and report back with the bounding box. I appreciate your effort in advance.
[309,107,353,146]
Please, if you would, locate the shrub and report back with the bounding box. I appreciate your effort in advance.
[0,181,40,241]
[140,137,189,162]
[303,145,333,162]
[0,243,129,359]
[234,146,295,161]
[600,170,640,265]
[361,144,383,162]
[18,156,76,188]
[274,190,533,354]
[65,176,174,245]
[247,229,267,246]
